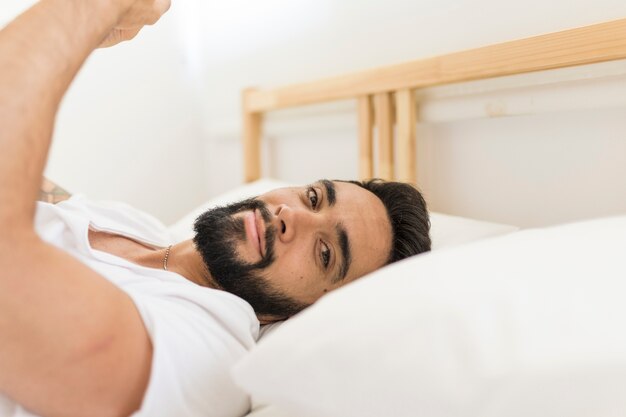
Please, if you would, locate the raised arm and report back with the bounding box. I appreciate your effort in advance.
[0,0,169,226]
[0,1,169,417]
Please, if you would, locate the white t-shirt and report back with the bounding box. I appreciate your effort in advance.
[0,196,260,417]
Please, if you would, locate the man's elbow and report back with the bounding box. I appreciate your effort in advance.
[69,300,153,417]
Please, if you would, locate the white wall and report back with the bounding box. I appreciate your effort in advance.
[1,1,207,225]
[3,1,626,227]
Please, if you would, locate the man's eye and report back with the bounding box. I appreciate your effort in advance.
[307,187,319,209]
[320,242,331,268]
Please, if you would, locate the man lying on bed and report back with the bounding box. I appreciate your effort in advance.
[0,2,430,417]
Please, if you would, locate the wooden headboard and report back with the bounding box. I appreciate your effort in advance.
[242,18,626,184]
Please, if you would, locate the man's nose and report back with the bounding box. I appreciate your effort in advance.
[274,203,316,244]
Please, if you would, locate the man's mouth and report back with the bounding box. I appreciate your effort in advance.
[254,209,267,258]
[244,209,264,258]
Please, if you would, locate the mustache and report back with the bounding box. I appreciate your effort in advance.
[196,197,277,269]
[193,197,307,317]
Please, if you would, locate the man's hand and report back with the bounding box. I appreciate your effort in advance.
[100,0,171,48]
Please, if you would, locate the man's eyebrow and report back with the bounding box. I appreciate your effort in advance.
[333,224,352,283]
[317,179,349,281]
[319,179,336,207]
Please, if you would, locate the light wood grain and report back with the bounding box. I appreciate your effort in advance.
[243,89,263,182]
[395,89,417,184]
[374,93,394,180]
[357,96,374,180]
[246,18,626,112]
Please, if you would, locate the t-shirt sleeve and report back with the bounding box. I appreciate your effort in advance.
[127,290,259,417]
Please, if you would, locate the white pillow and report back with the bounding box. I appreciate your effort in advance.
[232,216,626,417]
[428,212,518,250]
[168,179,519,247]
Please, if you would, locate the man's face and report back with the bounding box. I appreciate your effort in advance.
[193,180,392,321]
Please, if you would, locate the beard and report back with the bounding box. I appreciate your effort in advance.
[193,197,308,319]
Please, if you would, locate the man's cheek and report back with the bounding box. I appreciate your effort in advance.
[282,264,316,290]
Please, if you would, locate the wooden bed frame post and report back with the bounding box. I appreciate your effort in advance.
[243,88,263,183]
[242,18,626,185]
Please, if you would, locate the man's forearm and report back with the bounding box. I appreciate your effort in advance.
[0,0,129,231]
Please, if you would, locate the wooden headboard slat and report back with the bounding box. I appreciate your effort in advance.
[245,18,626,112]
[395,90,417,184]
[374,93,395,180]
[242,88,263,182]
[357,96,374,180]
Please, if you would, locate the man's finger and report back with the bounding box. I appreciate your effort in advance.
[150,0,171,25]
[115,0,172,28]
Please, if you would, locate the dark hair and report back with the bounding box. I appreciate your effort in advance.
[345,179,431,264]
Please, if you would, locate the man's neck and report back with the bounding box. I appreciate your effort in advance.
[165,241,282,325]
[163,240,219,289]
